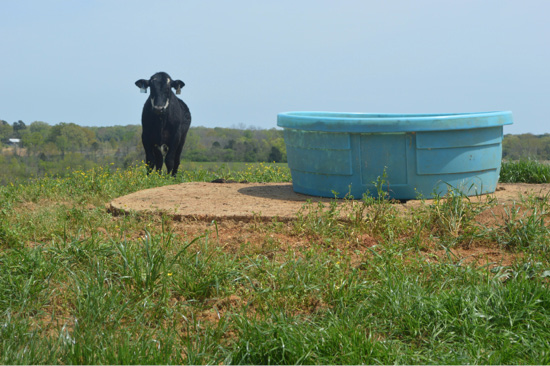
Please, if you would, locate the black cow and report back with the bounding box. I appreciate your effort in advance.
[135,72,191,176]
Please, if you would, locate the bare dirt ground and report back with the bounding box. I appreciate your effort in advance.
[107,182,550,271]
[108,182,550,222]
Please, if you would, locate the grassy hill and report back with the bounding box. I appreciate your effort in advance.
[0,162,550,364]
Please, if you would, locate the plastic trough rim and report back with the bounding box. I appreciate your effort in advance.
[277,111,513,133]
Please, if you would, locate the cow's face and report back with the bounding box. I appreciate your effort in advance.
[135,72,185,114]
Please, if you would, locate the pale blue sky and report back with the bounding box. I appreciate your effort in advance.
[1,0,548,134]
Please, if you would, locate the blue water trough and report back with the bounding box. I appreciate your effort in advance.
[277,111,513,200]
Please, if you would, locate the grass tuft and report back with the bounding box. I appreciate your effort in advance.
[500,159,550,183]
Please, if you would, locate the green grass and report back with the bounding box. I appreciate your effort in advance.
[0,160,549,364]
[500,159,550,183]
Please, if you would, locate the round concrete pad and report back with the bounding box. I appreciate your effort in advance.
[108,182,550,222]
[108,182,334,221]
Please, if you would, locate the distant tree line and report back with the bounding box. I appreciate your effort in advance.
[0,119,287,184]
[502,133,550,161]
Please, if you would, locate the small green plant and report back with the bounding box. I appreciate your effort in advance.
[427,185,487,245]
[169,231,237,300]
[115,231,170,294]
[359,169,401,237]
[491,194,550,252]
[294,199,345,240]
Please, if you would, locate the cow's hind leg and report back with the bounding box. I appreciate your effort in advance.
[168,133,188,176]
[165,145,183,177]
[165,152,176,176]
[171,144,185,176]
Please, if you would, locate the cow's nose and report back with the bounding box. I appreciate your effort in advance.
[151,98,170,112]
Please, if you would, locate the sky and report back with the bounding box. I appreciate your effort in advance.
[1,0,549,135]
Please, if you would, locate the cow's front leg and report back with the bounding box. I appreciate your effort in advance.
[144,146,156,174]
[153,147,164,173]
[170,144,185,176]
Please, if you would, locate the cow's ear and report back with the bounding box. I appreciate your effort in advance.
[135,79,149,93]
[171,80,185,95]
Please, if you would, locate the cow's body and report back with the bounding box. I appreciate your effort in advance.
[135,72,191,176]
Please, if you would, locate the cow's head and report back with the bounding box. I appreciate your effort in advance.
[135,72,185,114]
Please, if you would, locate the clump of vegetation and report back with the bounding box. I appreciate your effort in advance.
[500,159,550,183]
[293,170,403,242]
[489,192,550,252]
[424,186,490,247]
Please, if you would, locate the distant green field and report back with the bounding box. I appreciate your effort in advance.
[180,161,288,174]
[176,161,291,183]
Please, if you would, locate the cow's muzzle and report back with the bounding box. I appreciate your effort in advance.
[151,98,170,113]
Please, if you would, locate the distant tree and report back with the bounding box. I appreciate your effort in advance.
[243,129,253,139]
[29,121,51,134]
[91,141,101,161]
[268,146,283,162]
[13,120,27,138]
[21,131,45,155]
[91,141,101,152]
[0,120,13,143]
[48,122,96,154]
[42,141,59,156]
[55,135,70,158]
[225,139,236,150]
[271,137,287,161]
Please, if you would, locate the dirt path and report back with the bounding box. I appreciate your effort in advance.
[108,182,550,221]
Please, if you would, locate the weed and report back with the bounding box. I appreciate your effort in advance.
[490,194,550,252]
[426,185,489,246]
[293,199,346,240]
[359,174,401,237]
[169,232,237,300]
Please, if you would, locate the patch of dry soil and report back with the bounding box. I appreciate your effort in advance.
[108,182,550,222]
